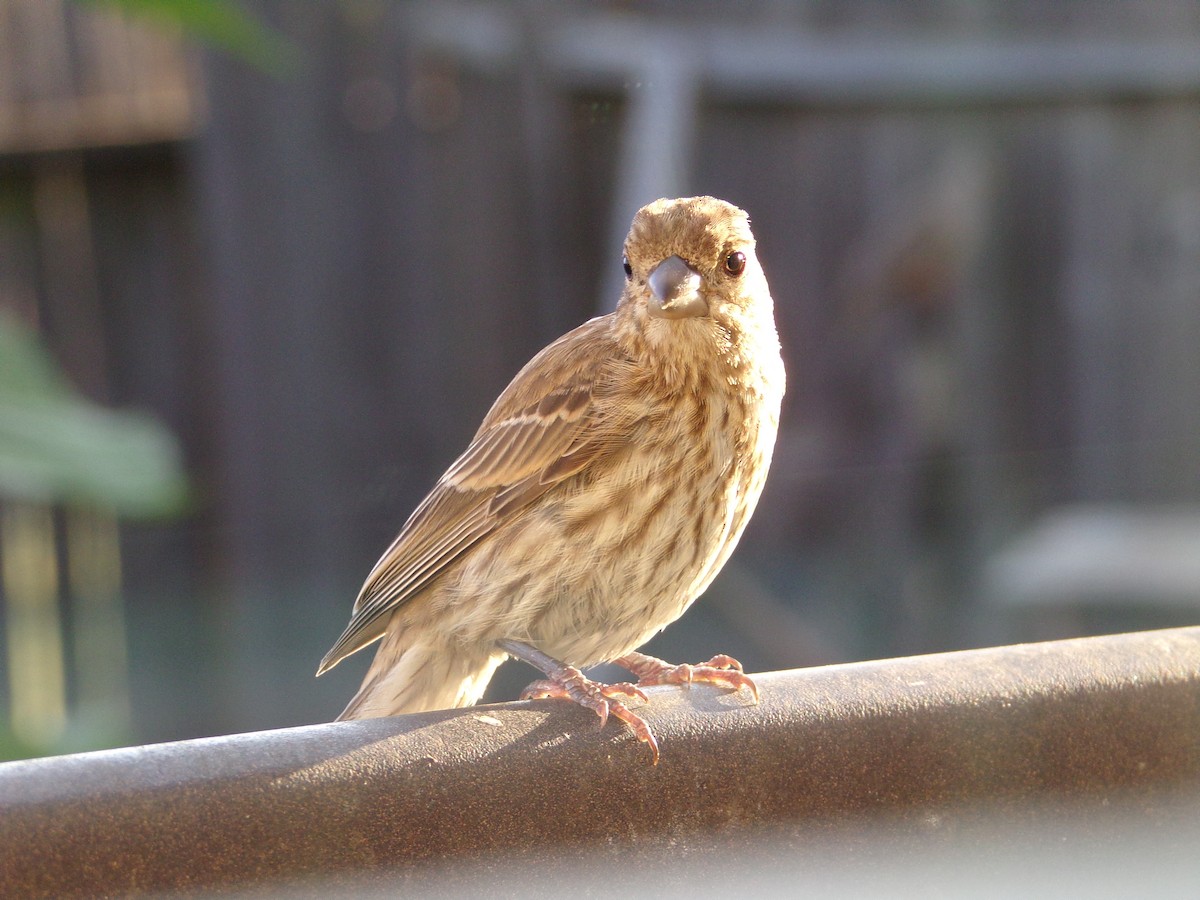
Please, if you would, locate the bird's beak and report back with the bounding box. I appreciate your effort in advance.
[647,255,708,319]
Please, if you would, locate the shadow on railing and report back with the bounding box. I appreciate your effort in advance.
[3,627,1200,897]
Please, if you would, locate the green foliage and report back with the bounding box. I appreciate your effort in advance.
[77,0,300,77]
[0,314,189,518]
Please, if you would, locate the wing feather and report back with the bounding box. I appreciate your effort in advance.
[318,316,628,674]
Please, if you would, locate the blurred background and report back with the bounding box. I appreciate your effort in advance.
[2,0,1200,760]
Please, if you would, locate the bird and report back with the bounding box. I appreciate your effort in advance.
[318,196,785,763]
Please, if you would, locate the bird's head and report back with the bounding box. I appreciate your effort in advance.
[618,196,771,330]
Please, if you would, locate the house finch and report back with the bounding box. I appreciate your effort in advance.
[318,196,784,763]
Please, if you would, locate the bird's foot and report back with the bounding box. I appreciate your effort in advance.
[614,651,759,703]
[520,669,659,764]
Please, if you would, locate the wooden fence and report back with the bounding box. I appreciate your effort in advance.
[2,0,1200,751]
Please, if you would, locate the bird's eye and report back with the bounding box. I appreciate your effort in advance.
[622,255,633,279]
[724,251,746,276]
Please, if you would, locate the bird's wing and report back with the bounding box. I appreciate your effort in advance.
[318,316,628,674]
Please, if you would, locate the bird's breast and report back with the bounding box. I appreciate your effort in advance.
[523,376,776,664]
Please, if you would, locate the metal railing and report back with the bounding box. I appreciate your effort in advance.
[2,626,1199,897]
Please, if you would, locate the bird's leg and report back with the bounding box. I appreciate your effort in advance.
[498,639,660,764]
[613,650,759,703]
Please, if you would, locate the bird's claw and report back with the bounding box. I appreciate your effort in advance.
[615,651,760,704]
[520,670,659,764]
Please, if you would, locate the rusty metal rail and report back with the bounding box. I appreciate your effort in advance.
[2,627,1200,897]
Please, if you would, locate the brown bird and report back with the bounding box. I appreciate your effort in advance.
[318,196,785,763]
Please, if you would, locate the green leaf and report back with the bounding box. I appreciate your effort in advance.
[0,315,72,401]
[0,315,189,518]
[76,0,301,78]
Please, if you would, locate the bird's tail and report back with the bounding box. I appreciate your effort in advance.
[337,640,506,720]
